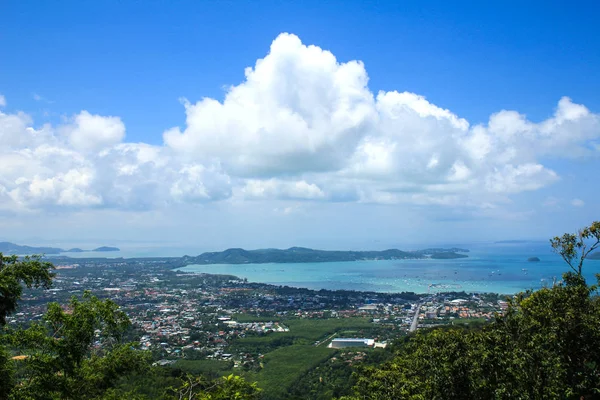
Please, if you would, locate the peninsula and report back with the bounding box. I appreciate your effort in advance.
[185,247,469,265]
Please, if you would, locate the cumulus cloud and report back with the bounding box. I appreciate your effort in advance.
[0,101,232,211]
[63,111,126,152]
[164,33,376,176]
[162,33,600,205]
[1,33,600,213]
[0,94,5,107]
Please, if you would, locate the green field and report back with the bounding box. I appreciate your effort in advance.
[230,317,373,353]
[245,345,336,399]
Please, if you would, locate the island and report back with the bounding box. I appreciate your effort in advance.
[0,242,120,255]
[0,242,64,255]
[92,246,120,252]
[527,257,541,262]
[186,246,469,265]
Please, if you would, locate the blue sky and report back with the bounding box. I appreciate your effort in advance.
[0,1,599,250]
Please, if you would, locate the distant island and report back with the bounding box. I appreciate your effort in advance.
[185,247,469,265]
[0,242,120,255]
[93,246,120,252]
[588,252,600,260]
[527,257,541,262]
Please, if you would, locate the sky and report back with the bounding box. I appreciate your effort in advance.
[0,0,599,251]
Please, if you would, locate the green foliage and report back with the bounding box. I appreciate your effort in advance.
[245,345,335,399]
[0,346,15,399]
[288,348,394,400]
[550,220,600,275]
[0,254,260,400]
[173,374,261,400]
[173,359,234,378]
[346,221,600,400]
[5,292,150,399]
[0,253,54,325]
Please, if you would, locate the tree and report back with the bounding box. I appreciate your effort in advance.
[4,292,150,400]
[0,254,148,399]
[0,254,262,400]
[172,374,261,400]
[550,220,600,276]
[0,254,54,325]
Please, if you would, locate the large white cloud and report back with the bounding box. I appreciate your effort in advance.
[1,33,600,213]
[63,111,126,152]
[164,33,376,176]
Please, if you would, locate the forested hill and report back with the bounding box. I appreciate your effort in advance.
[186,247,469,264]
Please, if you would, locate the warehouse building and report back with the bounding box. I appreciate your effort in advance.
[329,338,375,348]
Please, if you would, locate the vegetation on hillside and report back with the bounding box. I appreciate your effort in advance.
[0,254,259,399]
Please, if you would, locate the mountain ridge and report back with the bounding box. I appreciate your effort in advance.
[186,246,469,264]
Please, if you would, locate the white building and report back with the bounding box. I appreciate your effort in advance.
[329,338,375,348]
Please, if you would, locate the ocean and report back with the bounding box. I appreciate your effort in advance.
[176,242,600,294]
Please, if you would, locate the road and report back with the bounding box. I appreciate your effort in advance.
[315,332,337,347]
[409,303,422,332]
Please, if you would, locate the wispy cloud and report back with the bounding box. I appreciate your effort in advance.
[32,93,54,104]
[571,198,585,207]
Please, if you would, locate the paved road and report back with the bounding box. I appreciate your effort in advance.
[315,332,337,347]
[409,303,422,332]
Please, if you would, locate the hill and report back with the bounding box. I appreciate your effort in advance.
[187,247,469,264]
[0,241,64,255]
[92,246,120,252]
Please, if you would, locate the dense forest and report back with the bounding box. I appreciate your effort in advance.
[0,222,599,399]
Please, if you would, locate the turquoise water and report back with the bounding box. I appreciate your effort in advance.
[177,243,600,294]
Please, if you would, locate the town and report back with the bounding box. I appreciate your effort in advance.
[10,257,508,397]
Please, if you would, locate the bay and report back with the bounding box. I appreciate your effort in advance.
[177,242,600,294]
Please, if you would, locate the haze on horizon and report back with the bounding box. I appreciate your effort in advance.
[1,1,599,250]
